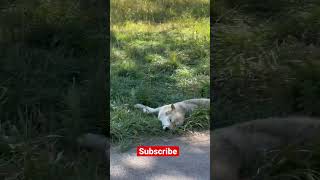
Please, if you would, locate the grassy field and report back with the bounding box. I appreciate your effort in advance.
[0,1,107,179]
[213,0,320,179]
[213,0,320,126]
[110,0,210,149]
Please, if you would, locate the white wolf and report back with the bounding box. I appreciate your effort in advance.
[134,98,210,130]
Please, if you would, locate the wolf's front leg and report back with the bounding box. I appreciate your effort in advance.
[134,104,159,114]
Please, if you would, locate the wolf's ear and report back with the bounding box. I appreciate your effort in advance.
[171,104,175,110]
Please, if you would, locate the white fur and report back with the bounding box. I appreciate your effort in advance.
[135,98,210,130]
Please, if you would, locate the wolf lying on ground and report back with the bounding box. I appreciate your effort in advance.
[77,116,320,180]
[134,98,210,130]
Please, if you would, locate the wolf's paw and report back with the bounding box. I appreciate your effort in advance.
[134,104,152,113]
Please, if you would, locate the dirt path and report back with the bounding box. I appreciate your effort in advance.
[110,131,210,180]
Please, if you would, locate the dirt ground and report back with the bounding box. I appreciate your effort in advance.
[110,131,210,180]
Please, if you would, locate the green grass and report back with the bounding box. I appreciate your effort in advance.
[248,143,320,180]
[213,0,320,178]
[213,0,320,126]
[0,1,107,179]
[110,0,210,148]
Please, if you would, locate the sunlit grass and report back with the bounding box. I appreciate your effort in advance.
[111,0,209,23]
[110,0,210,148]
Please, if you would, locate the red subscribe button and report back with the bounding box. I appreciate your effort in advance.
[137,146,179,156]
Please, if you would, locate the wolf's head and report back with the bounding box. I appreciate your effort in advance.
[158,104,185,130]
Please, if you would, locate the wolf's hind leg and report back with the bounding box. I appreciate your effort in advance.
[134,104,159,114]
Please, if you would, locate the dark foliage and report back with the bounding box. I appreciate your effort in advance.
[213,0,320,127]
[0,0,108,179]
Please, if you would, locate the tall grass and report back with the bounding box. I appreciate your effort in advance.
[213,0,320,178]
[213,0,320,127]
[0,0,107,179]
